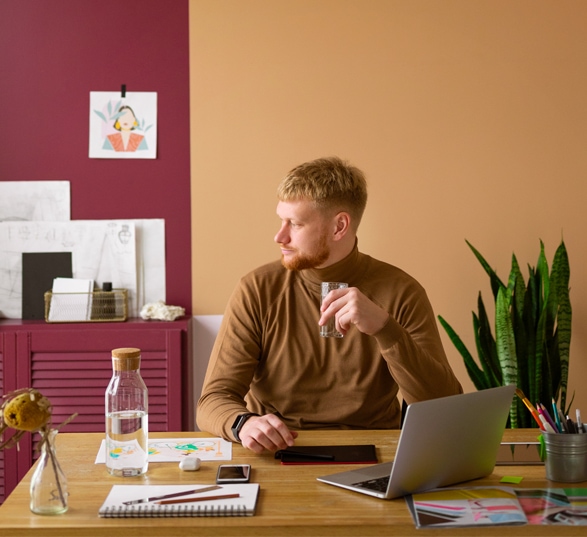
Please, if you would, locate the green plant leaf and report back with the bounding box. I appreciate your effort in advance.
[537,240,550,307]
[550,240,571,410]
[475,295,501,386]
[93,109,107,122]
[495,286,519,427]
[440,240,571,429]
[521,275,539,411]
[511,254,526,321]
[466,240,506,300]
[438,316,489,390]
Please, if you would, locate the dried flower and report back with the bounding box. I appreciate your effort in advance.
[0,388,76,450]
[2,389,52,432]
[1,388,77,515]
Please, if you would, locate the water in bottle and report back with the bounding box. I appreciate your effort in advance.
[105,347,149,476]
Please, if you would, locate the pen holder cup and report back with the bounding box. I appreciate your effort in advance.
[543,432,587,482]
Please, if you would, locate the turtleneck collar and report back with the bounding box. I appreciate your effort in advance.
[298,239,364,287]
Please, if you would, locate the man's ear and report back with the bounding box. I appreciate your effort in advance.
[332,212,351,241]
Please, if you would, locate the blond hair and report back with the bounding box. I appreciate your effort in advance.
[277,157,368,228]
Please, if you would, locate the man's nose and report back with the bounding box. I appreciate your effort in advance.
[274,225,288,244]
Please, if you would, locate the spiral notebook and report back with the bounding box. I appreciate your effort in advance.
[98,484,260,518]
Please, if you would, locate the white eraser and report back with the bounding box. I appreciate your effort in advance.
[179,457,201,471]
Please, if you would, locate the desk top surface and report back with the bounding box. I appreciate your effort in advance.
[0,429,584,537]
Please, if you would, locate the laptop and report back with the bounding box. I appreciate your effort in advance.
[317,385,516,499]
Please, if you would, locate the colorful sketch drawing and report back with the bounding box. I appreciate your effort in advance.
[107,438,146,462]
[148,443,203,456]
[100,104,149,152]
[96,437,232,464]
[149,440,216,457]
[89,91,157,159]
[147,439,232,461]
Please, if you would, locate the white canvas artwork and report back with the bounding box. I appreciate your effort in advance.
[0,181,70,221]
[0,219,166,319]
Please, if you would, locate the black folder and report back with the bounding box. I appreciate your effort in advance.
[275,444,377,465]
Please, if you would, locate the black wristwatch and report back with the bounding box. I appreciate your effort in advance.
[231,413,259,442]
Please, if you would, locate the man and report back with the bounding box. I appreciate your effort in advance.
[197,157,462,454]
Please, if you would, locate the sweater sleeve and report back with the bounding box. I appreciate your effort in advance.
[196,282,262,440]
[373,281,463,405]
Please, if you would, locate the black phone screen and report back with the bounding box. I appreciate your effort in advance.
[216,465,251,482]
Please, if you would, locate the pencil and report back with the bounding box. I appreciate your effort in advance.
[551,398,563,433]
[538,403,559,433]
[155,493,240,505]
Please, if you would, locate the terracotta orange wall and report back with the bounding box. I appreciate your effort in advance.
[190,0,587,413]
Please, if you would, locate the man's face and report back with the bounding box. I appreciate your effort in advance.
[274,199,332,270]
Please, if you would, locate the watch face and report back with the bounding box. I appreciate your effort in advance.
[232,414,246,430]
[232,413,256,441]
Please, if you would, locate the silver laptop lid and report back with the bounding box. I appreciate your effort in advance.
[317,385,516,499]
[386,385,516,498]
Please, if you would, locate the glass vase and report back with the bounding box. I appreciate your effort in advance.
[30,430,69,515]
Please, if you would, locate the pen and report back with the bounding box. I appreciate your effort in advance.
[576,409,583,434]
[566,416,577,434]
[122,485,221,505]
[155,493,240,505]
[556,406,568,433]
[279,450,335,461]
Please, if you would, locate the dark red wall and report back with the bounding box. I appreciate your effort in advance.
[0,0,192,314]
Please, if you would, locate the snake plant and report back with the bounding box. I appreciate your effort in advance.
[438,240,571,428]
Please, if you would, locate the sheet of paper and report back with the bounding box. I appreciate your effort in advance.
[48,277,94,321]
[95,437,232,464]
[0,181,70,222]
[131,218,166,310]
[89,91,158,159]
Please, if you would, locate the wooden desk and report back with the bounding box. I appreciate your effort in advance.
[0,429,584,536]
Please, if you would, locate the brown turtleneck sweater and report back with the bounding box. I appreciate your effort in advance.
[196,245,462,440]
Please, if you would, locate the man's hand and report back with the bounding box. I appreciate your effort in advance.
[319,286,389,337]
[239,414,298,454]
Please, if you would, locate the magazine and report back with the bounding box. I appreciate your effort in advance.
[407,487,587,528]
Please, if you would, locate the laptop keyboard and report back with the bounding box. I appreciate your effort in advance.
[352,475,390,493]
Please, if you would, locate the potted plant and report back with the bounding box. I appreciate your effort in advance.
[438,240,571,428]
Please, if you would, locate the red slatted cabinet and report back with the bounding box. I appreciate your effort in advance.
[0,318,192,503]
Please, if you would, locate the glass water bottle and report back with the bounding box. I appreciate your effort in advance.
[105,347,149,476]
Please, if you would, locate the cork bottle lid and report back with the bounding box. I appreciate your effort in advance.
[111,347,141,371]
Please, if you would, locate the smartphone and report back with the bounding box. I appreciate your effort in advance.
[495,442,544,465]
[216,464,251,483]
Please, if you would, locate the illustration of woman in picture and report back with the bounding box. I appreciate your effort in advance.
[103,105,148,152]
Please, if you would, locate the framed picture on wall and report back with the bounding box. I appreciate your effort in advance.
[89,91,157,159]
